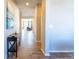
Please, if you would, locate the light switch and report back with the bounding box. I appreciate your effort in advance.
[49,25,53,29]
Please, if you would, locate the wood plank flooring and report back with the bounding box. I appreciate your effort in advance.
[8,30,74,59]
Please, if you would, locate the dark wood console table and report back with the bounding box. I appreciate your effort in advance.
[7,35,17,58]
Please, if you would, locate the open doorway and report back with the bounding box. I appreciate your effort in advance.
[20,18,36,49]
[22,18,32,31]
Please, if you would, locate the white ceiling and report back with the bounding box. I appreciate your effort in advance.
[13,0,41,18]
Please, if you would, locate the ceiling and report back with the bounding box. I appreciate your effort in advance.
[13,0,41,18]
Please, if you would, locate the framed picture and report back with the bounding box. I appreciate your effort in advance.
[6,7,14,29]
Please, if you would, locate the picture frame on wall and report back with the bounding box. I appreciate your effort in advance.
[6,7,14,29]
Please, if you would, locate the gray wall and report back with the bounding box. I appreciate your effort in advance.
[45,0,74,52]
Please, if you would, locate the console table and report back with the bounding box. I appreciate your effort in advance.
[7,35,17,58]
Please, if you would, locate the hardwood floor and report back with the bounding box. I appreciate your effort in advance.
[8,30,74,59]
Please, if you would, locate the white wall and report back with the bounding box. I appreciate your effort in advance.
[32,7,37,37]
[22,8,35,18]
[45,0,74,52]
[14,5,20,33]
[4,0,20,58]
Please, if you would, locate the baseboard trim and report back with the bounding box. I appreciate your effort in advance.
[40,49,50,56]
[49,50,74,53]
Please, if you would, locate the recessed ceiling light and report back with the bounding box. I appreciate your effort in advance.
[26,2,29,6]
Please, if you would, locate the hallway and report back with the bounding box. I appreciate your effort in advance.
[8,30,74,59]
[5,0,74,59]
[8,30,44,59]
[17,30,44,59]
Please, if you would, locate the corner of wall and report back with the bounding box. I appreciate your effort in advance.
[40,48,50,56]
